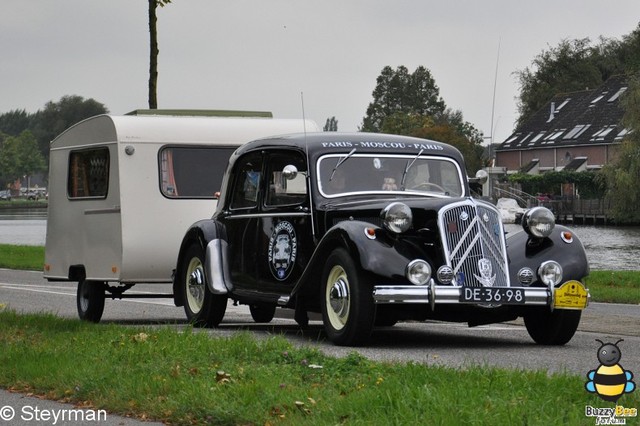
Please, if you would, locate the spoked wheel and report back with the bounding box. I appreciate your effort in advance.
[524,308,581,345]
[249,303,277,323]
[321,248,375,346]
[181,243,227,327]
[77,279,106,323]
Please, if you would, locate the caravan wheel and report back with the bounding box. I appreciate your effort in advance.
[77,279,106,323]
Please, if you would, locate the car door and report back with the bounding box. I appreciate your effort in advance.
[222,151,263,290]
[255,150,314,295]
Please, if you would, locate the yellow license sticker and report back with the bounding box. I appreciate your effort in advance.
[554,280,589,310]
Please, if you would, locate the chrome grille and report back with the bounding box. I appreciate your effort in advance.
[438,200,510,287]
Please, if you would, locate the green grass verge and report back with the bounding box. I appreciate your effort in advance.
[0,244,44,271]
[0,310,633,425]
[584,271,640,304]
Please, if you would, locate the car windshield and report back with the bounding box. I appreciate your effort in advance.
[317,154,464,198]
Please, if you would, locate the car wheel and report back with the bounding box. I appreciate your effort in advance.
[181,243,227,327]
[249,303,276,323]
[524,308,581,345]
[77,279,105,323]
[321,248,375,346]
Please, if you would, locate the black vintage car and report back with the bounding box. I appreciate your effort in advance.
[173,133,589,346]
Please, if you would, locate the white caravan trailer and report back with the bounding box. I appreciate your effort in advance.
[44,111,319,322]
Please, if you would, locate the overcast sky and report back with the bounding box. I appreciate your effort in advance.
[2,1,639,144]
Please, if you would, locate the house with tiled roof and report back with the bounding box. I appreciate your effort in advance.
[495,74,629,174]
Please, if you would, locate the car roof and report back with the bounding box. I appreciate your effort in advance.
[233,132,466,165]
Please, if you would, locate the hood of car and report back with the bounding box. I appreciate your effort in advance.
[317,195,474,233]
[318,195,467,214]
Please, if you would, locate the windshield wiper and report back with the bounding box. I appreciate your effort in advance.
[329,148,357,181]
[400,148,424,190]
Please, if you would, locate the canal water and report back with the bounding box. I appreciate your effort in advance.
[0,209,638,271]
[0,208,47,247]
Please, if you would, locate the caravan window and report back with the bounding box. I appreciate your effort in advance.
[159,146,236,198]
[68,148,110,199]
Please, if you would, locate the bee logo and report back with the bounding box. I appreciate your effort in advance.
[585,339,636,402]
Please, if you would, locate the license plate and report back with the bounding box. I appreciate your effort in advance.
[460,287,525,304]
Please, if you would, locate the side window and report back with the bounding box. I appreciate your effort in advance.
[230,152,263,209]
[159,146,236,198]
[266,152,307,206]
[68,148,109,199]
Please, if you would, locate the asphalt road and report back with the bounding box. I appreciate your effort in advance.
[1,268,639,424]
[1,268,638,377]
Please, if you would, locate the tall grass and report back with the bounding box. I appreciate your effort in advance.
[0,310,634,425]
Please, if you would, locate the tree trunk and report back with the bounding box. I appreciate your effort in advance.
[148,0,158,109]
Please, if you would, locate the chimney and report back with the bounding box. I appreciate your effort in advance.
[547,102,557,123]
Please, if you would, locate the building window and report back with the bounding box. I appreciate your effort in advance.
[543,130,565,144]
[517,132,533,146]
[68,148,109,199]
[563,124,591,140]
[608,87,627,102]
[615,128,631,140]
[529,131,546,145]
[556,98,571,110]
[591,125,616,140]
[503,134,520,146]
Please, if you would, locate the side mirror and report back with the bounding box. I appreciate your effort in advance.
[473,169,489,185]
[282,165,298,180]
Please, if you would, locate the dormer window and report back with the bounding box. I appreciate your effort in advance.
[543,130,565,143]
[517,132,533,146]
[529,131,546,145]
[591,125,616,140]
[503,134,520,145]
[556,98,570,110]
[608,87,627,102]
[615,128,631,140]
[563,124,591,140]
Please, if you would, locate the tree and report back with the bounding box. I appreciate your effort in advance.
[361,65,485,174]
[0,131,46,189]
[380,114,483,175]
[600,72,640,224]
[323,116,338,131]
[515,24,640,127]
[361,66,446,132]
[31,95,108,162]
[0,109,32,137]
[149,0,172,109]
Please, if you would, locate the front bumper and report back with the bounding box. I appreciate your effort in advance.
[372,280,589,311]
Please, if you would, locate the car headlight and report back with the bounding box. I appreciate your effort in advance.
[381,202,412,233]
[538,260,563,286]
[406,259,431,285]
[522,206,555,238]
